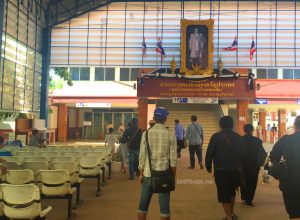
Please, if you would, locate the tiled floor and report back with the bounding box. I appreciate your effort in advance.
[43,145,287,220]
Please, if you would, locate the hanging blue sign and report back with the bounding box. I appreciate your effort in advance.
[255,99,268,104]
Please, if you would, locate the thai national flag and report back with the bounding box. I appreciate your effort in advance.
[250,36,256,61]
[223,36,238,51]
[156,38,165,56]
[142,37,147,56]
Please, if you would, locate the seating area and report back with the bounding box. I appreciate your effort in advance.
[0,145,112,220]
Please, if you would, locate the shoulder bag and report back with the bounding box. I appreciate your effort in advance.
[127,128,140,146]
[269,137,288,180]
[145,130,175,193]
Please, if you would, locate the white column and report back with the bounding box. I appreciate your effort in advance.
[115,67,120,81]
[277,68,283,79]
[90,67,95,81]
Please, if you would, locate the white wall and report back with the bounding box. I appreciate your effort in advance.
[51,81,137,97]
[48,106,58,129]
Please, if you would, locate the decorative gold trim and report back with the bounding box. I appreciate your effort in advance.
[180,19,214,76]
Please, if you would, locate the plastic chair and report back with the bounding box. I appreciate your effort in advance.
[14,151,36,162]
[61,152,81,162]
[94,148,112,179]
[39,152,59,160]
[79,156,102,196]
[3,161,20,170]
[4,169,35,184]
[0,156,20,165]
[21,161,49,174]
[50,156,74,164]
[37,170,76,220]
[23,156,48,162]
[84,151,107,184]
[0,184,52,219]
[50,161,84,207]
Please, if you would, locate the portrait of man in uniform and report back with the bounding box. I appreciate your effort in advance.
[186,25,208,70]
[181,20,213,76]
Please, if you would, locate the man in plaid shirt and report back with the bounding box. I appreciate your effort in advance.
[138,107,177,220]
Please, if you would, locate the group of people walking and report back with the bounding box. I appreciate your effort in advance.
[106,108,300,220]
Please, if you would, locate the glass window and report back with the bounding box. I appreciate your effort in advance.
[256,69,267,79]
[283,69,293,79]
[130,68,139,81]
[105,68,115,81]
[268,69,278,79]
[25,68,34,91]
[2,85,14,110]
[113,113,122,132]
[70,68,79,80]
[95,68,105,81]
[294,69,300,79]
[4,59,15,86]
[34,72,41,92]
[27,48,35,70]
[80,68,90,80]
[120,68,130,81]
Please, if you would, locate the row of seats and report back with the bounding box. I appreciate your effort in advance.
[0,145,114,220]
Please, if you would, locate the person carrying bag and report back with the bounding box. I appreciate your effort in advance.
[270,116,300,219]
[137,107,177,220]
[145,130,175,193]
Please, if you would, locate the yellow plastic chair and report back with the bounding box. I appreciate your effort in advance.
[0,184,52,219]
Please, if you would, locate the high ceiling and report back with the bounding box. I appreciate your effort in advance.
[46,0,297,27]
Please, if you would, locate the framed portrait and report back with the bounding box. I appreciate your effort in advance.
[180,19,214,76]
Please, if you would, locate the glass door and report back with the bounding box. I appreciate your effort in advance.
[113,113,122,134]
[93,112,103,138]
[103,113,113,135]
[83,112,93,138]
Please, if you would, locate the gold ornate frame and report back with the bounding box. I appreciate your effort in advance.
[180,19,214,76]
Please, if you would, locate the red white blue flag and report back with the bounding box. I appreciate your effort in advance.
[142,37,147,56]
[156,38,165,56]
[250,36,256,61]
[223,36,238,51]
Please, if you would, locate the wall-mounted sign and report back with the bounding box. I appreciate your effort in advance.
[83,121,92,126]
[255,99,268,104]
[76,103,112,108]
[173,97,218,104]
[138,78,255,99]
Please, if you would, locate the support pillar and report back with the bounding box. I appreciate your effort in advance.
[58,104,68,142]
[259,111,266,130]
[278,109,286,138]
[40,25,51,126]
[138,98,148,130]
[236,100,249,135]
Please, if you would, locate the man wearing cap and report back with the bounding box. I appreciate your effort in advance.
[138,107,177,220]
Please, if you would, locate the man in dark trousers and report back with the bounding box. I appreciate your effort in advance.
[205,116,246,220]
[186,115,204,169]
[241,124,266,207]
[121,118,142,180]
[175,119,185,158]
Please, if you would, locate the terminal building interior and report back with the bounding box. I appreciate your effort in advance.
[0,0,300,219]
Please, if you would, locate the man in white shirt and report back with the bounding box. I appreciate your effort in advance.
[138,107,177,220]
